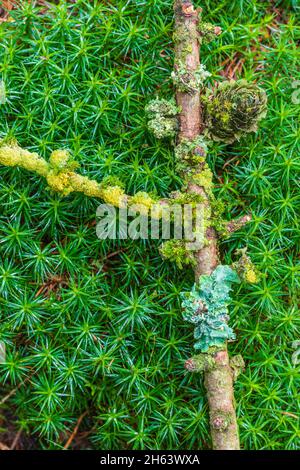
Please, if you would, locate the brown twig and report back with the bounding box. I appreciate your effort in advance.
[0,374,34,406]
[63,411,88,450]
[280,411,298,420]
[10,429,22,450]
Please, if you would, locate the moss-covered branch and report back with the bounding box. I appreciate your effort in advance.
[0,142,165,214]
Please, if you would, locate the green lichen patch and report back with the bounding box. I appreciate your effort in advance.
[169,190,205,206]
[181,266,240,352]
[230,354,245,381]
[174,137,213,194]
[160,239,196,269]
[173,23,197,52]
[49,149,79,172]
[198,21,222,44]
[0,142,49,177]
[175,136,208,162]
[185,351,219,373]
[145,97,179,139]
[189,165,213,193]
[233,247,260,284]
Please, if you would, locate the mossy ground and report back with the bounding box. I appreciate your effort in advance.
[0,0,299,450]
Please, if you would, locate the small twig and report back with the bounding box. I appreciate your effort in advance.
[280,411,298,420]
[0,375,32,405]
[10,429,22,450]
[222,155,240,169]
[63,411,88,450]
[105,249,125,260]
[0,442,10,451]
[0,385,22,406]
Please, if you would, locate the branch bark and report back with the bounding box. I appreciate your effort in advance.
[174,0,240,450]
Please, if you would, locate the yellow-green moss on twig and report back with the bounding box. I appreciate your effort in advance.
[0,142,161,211]
[0,143,50,177]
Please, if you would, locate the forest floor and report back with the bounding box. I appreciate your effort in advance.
[0,0,299,450]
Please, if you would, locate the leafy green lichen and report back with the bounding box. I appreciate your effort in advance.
[181,265,240,352]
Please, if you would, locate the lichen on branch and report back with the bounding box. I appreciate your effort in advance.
[145,97,179,139]
[171,62,211,93]
[160,239,196,269]
[233,247,260,284]
[0,142,163,212]
[181,265,240,352]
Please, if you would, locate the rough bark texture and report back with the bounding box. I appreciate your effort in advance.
[174,1,202,139]
[174,0,240,450]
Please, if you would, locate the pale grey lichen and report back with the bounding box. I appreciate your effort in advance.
[147,117,178,139]
[145,97,179,139]
[145,98,178,118]
[171,62,211,93]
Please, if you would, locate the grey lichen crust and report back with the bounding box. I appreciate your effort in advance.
[181,265,240,352]
[204,79,267,143]
[145,98,179,139]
